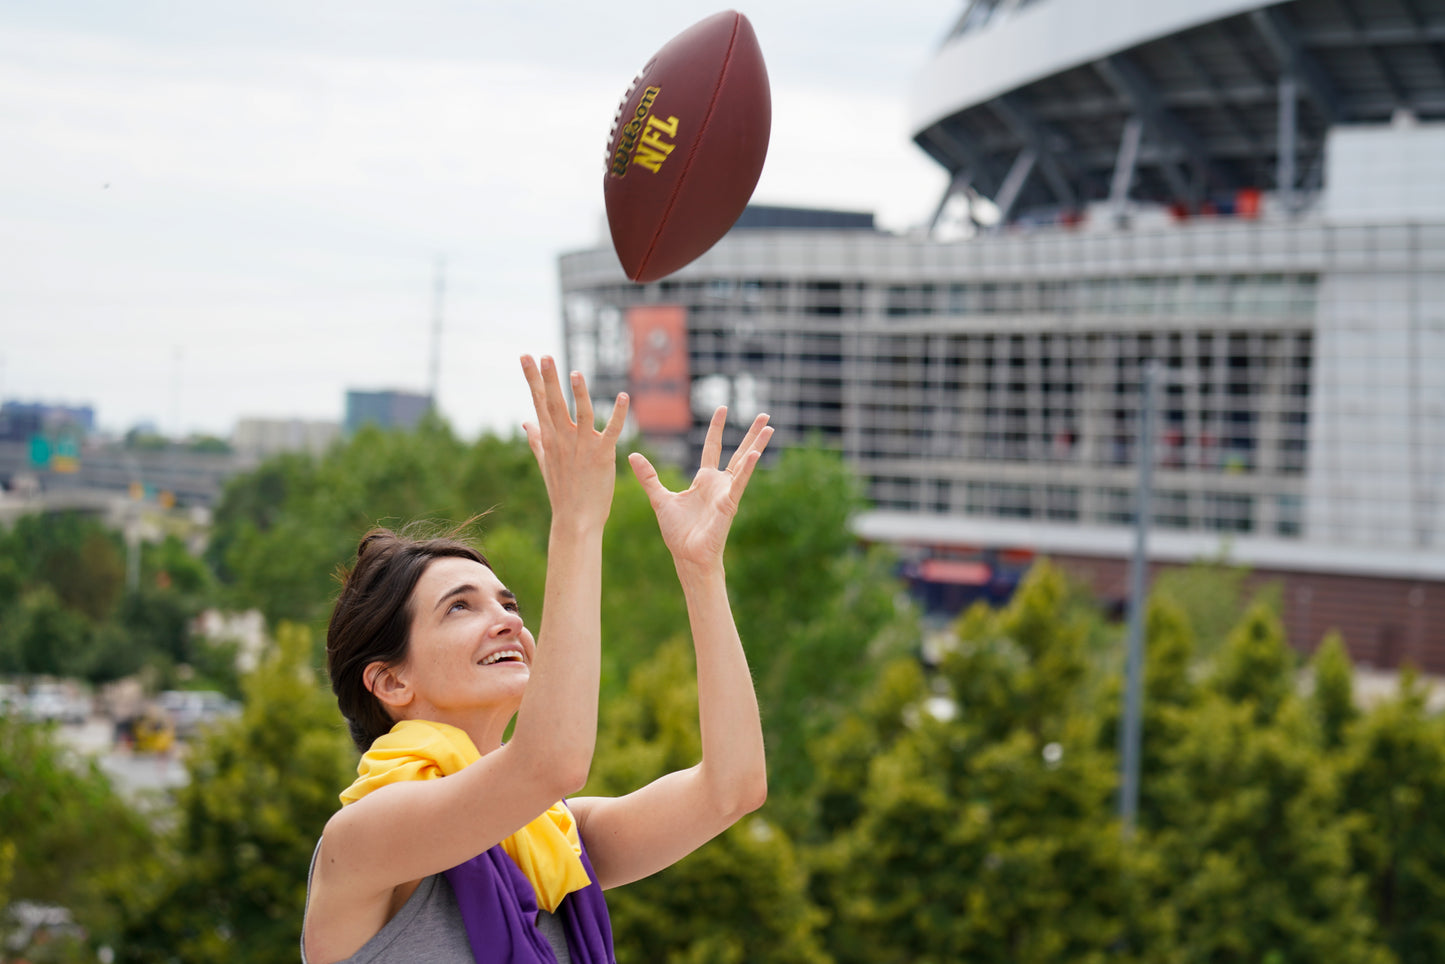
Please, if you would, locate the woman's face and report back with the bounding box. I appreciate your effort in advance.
[395,555,536,722]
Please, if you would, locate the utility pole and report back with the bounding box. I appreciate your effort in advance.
[1119,359,1159,839]
[428,256,446,414]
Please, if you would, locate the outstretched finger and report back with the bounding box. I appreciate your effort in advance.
[701,406,727,470]
[522,421,546,471]
[729,425,774,500]
[570,370,595,430]
[521,356,555,435]
[627,451,668,509]
[726,413,770,473]
[601,392,630,442]
[539,356,574,429]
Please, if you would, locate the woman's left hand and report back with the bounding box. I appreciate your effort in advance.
[628,408,772,569]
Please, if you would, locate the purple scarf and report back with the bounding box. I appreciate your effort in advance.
[444,828,615,964]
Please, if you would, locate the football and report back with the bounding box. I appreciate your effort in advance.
[603,10,771,283]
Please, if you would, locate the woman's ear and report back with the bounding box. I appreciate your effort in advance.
[365,660,413,711]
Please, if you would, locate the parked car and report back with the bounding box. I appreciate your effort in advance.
[158,689,240,739]
[23,682,91,724]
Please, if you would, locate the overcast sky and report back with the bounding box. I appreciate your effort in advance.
[1,2,954,439]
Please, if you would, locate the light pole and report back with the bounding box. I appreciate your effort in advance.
[1119,359,1159,839]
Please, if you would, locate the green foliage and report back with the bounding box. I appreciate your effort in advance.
[187,435,232,454]
[5,511,127,622]
[808,656,929,838]
[1139,598,1388,962]
[804,561,1411,964]
[0,714,160,953]
[1096,594,1201,831]
[1142,695,1386,963]
[1210,600,1297,725]
[1151,559,1251,659]
[124,428,170,451]
[142,533,215,596]
[595,462,690,700]
[207,420,550,627]
[728,446,911,813]
[1311,631,1358,750]
[588,639,831,964]
[118,623,356,964]
[1336,670,1445,963]
[0,586,93,677]
[808,563,1167,964]
[0,511,220,684]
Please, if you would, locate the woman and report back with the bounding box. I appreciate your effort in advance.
[302,355,772,963]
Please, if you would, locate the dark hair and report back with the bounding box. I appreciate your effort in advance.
[326,524,490,751]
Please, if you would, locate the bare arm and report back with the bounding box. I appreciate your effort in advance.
[306,358,626,960]
[571,408,772,889]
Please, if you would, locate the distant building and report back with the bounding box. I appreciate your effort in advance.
[558,0,1445,672]
[0,401,95,443]
[232,418,340,460]
[344,390,433,435]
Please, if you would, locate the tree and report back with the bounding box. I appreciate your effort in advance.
[1151,559,1251,661]
[1309,631,1358,751]
[1139,602,1389,963]
[587,639,832,964]
[5,511,127,622]
[808,564,1166,964]
[725,446,912,814]
[118,623,356,964]
[0,714,159,955]
[1336,669,1445,963]
[1210,600,1297,725]
[142,533,215,597]
[209,420,531,626]
[1,586,93,677]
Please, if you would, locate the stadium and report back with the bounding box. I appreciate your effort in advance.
[558,0,1445,670]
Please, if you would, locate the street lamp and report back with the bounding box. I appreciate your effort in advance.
[1119,359,1160,839]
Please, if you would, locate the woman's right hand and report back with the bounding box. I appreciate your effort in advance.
[521,355,629,526]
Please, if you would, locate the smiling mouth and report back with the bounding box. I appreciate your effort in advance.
[479,649,525,666]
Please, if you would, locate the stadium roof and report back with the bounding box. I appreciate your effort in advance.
[911,0,1445,221]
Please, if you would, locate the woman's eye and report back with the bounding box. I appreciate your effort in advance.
[448,601,467,613]
[504,602,521,613]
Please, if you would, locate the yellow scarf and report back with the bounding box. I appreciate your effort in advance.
[339,719,592,913]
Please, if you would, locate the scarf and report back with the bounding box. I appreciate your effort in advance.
[340,719,593,914]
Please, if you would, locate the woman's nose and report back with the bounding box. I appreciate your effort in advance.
[493,607,523,636]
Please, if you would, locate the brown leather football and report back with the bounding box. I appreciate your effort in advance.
[603,11,771,283]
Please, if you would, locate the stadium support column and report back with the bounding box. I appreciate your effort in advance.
[1109,117,1144,226]
[930,168,975,236]
[993,148,1037,226]
[1278,73,1298,216]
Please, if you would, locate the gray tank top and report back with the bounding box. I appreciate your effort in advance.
[302,841,571,964]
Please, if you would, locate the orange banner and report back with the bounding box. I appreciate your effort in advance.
[627,305,691,432]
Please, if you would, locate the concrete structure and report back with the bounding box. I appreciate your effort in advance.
[0,440,244,511]
[344,389,433,435]
[558,0,1445,670]
[0,401,95,442]
[232,417,341,460]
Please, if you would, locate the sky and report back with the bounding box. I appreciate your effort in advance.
[0,1,954,440]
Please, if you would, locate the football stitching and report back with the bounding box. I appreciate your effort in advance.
[634,14,740,281]
[605,71,644,171]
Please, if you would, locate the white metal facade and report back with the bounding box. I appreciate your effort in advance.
[558,208,1443,580]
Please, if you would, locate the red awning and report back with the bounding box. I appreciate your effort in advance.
[916,559,993,586]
